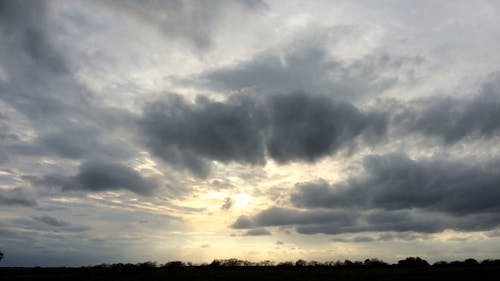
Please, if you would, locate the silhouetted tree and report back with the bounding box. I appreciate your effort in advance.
[295,259,307,267]
[0,250,3,262]
[136,261,157,270]
[343,259,353,267]
[481,259,500,266]
[432,261,449,267]
[364,258,389,268]
[463,258,478,266]
[164,261,185,268]
[210,259,222,267]
[398,257,430,268]
[307,260,321,267]
[256,260,275,266]
[277,261,294,267]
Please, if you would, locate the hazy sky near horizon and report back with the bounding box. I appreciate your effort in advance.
[2,0,500,266]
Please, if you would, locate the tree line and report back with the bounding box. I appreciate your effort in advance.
[86,257,500,271]
[1,250,499,270]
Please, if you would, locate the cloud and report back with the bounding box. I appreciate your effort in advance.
[101,0,266,50]
[141,92,386,176]
[393,75,500,143]
[231,215,255,229]
[253,207,356,228]
[331,232,430,243]
[140,94,267,177]
[291,153,500,215]
[37,159,158,195]
[0,0,84,122]
[232,153,500,234]
[221,197,233,210]
[265,92,386,163]
[243,228,271,236]
[32,215,69,227]
[0,0,139,163]
[0,187,37,206]
[191,43,420,101]
[232,206,500,235]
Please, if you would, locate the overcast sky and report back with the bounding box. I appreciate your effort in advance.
[2,0,500,266]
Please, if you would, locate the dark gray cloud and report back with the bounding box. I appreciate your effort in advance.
[190,44,420,101]
[141,94,267,177]
[231,215,255,229]
[232,206,500,235]
[393,75,500,143]
[37,159,158,195]
[141,92,386,176]
[292,153,500,215]
[0,0,86,122]
[243,228,271,236]
[0,187,37,206]
[0,0,139,163]
[266,92,386,163]
[32,215,69,227]
[253,207,356,228]
[35,126,135,160]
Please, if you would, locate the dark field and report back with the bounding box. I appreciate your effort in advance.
[2,265,500,281]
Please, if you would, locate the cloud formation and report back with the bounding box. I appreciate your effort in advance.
[141,92,386,176]
[232,153,500,234]
[0,187,37,206]
[102,0,266,50]
[392,75,500,143]
[292,154,500,215]
[32,215,69,227]
[243,228,271,236]
[193,45,420,101]
[38,159,158,195]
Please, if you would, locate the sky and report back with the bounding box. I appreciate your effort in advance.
[1,0,500,267]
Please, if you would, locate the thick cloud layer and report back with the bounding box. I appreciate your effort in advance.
[193,45,420,101]
[232,153,500,234]
[141,92,386,176]
[233,206,500,235]
[393,77,500,143]
[292,154,500,215]
[141,94,267,177]
[38,160,158,195]
[266,92,386,162]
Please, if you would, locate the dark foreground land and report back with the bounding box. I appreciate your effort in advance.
[2,265,500,281]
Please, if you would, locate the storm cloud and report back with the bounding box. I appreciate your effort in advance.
[141,92,386,176]
[232,153,500,234]
[393,76,500,143]
[232,206,500,235]
[193,44,421,101]
[292,153,500,215]
[38,159,158,195]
